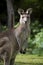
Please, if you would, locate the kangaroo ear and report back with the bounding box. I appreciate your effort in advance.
[26,8,32,14]
[18,9,24,15]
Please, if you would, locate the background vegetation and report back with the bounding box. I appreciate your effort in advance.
[0,0,43,65]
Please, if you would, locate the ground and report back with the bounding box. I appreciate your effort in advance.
[15,54,43,65]
[0,54,43,65]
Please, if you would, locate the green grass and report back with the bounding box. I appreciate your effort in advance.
[15,54,43,65]
[0,54,43,65]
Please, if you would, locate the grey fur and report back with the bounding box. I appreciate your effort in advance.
[0,8,32,65]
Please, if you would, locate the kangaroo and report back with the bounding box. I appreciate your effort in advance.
[0,8,32,65]
[15,8,32,50]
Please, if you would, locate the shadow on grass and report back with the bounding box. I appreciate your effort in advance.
[15,62,43,65]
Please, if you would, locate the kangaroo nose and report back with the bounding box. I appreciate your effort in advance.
[25,21,27,23]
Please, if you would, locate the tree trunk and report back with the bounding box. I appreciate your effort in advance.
[0,22,1,32]
[6,0,15,29]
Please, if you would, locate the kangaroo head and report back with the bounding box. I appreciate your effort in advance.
[18,8,32,24]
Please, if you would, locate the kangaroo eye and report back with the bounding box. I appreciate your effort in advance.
[27,16,29,18]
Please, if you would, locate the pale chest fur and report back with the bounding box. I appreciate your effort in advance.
[15,23,30,49]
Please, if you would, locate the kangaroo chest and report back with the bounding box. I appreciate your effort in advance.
[15,24,29,49]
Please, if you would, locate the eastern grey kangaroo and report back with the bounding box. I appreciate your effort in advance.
[15,8,32,50]
[0,8,32,65]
